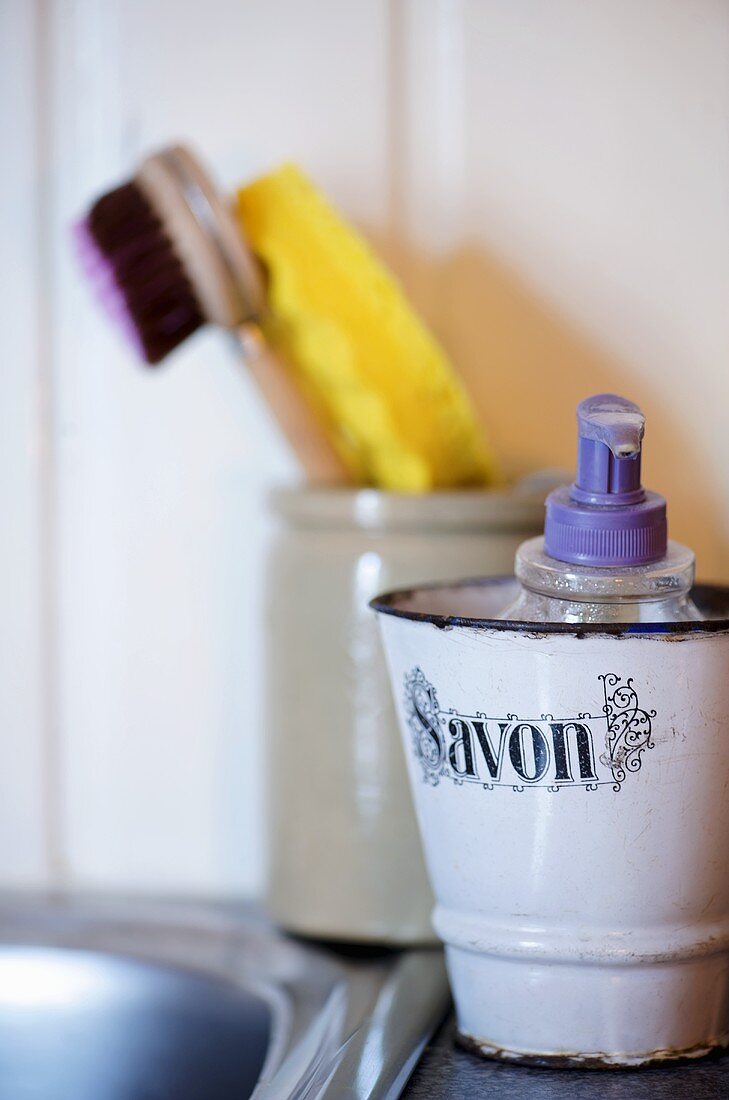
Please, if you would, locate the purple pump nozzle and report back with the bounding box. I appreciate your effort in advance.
[544,394,667,567]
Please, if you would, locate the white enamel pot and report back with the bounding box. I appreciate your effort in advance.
[372,578,729,1067]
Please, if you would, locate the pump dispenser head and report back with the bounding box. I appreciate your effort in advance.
[544,394,667,566]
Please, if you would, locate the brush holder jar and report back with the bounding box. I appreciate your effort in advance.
[265,487,544,944]
[373,578,729,1063]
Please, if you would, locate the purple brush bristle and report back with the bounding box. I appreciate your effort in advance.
[74,181,205,364]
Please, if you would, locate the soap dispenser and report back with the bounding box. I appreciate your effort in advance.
[500,394,700,623]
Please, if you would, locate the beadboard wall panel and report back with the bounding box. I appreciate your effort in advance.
[47,0,392,896]
[0,0,50,885]
[2,0,727,898]
[397,0,729,577]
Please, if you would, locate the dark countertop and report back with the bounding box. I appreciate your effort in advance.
[404,1017,729,1099]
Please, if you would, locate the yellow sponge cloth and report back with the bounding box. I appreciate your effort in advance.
[236,165,496,491]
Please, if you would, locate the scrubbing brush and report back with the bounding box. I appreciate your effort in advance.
[75,144,348,482]
[77,179,204,363]
[76,144,497,490]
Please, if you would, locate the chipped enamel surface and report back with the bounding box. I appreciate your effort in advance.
[373,580,729,1066]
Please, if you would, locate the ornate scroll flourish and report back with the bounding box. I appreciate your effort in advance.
[599,674,656,790]
[404,668,446,785]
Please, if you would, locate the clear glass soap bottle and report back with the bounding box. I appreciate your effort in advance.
[499,394,701,624]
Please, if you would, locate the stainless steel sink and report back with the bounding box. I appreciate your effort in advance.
[0,895,449,1100]
[0,946,270,1098]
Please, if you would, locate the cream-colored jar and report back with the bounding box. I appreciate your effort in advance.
[265,486,545,943]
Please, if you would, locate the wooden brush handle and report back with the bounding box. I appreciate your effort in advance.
[235,325,350,484]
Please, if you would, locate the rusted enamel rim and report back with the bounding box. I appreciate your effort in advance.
[370,578,729,635]
[455,1029,729,1070]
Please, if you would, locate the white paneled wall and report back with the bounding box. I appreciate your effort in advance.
[0,1,49,885]
[2,0,728,897]
[45,0,392,896]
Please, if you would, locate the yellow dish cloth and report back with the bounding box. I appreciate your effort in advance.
[236,165,496,491]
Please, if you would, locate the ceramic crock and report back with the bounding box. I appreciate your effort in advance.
[265,487,545,944]
[372,577,729,1064]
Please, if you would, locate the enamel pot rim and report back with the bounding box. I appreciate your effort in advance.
[370,578,729,636]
